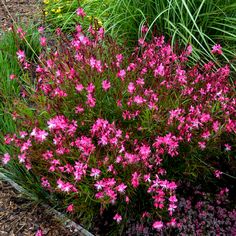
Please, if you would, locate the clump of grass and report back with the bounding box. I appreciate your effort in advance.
[102,0,236,69]
[43,0,236,70]
[0,26,46,201]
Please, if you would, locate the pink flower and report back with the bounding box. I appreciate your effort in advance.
[131,172,140,188]
[116,54,123,62]
[89,57,96,68]
[16,27,26,39]
[94,180,105,190]
[9,74,16,80]
[57,179,77,193]
[16,50,25,62]
[153,221,163,230]
[19,131,28,138]
[117,100,122,107]
[133,95,146,104]
[224,144,231,151]
[38,26,44,33]
[214,170,222,178]
[142,211,150,218]
[113,213,122,223]
[86,93,96,107]
[30,128,48,142]
[47,115,68,131]
[198,141,206,150]
[136,77,144,85]
[127,82,135,94]
[75,136,95,156]
[86,83,95,93]
[102,80,111,91]
[117,69,126,80]
[66,204,74,212]
[167,218,177,227]
[141,25,148,33]
[76,8,86,18]
[20,140,32,152]
[41,177,51,189]
[139,144,151,160]
[40,37,47,47]
[186,45,192,55]
[2,153,11,165]
[90,168,101,179]
[154,63,164,77]
[42,151,53,160]
[18,153,26,163]
[169,195,178,203]
[211,44,223,55]
[138,38,145,46]
[75,84,84,92]
[75,105,84,114]
[213,121,220,132]
[201,130,210,139]
[168,203,177,215]
[116,183,127,193]
[125,196,130,203]
[144,174,151,182]
[35,228,43,236]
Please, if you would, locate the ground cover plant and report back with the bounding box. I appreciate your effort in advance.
[125,185,236,235]
[43,0,236,72]
[1,8,235,234]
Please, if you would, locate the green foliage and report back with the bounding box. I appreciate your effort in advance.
[44,0,236,70]
[43,0,106,32]
[0,26,44,202]
[102,0,236,68]
[43,0,79,31]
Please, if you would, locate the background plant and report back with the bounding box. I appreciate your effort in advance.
[99,0,236,69]
[43,0,107,32]
[43,0,236,71]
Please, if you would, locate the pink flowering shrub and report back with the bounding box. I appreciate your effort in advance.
[2,12,236,234]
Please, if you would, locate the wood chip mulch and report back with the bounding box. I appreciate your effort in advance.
[0,0,42,29]
[0,181,81,236]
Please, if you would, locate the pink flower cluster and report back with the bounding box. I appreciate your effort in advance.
[3,11,235,233]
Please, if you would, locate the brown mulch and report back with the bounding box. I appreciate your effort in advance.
[0,0,42,29]
[0,181,81,236]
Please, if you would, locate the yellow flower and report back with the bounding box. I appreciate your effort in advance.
[97,19,103,27]
[43,0,50,4]
[45,11,48,15]
[55,7,62,13]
